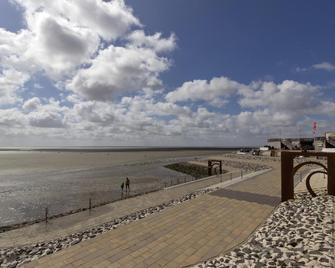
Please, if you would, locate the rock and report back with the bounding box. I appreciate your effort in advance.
[319,257,329,263]
[192,194,335,268]
[1,186,232,267]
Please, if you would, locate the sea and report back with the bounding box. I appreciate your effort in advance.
[0,147,243,228]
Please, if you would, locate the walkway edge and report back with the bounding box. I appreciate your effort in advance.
[204,168,273,191]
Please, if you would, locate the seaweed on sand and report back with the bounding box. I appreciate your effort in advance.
[165,162,225,179]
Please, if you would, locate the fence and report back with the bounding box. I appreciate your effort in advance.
[1,168,255,231]
[281,151,335,201]
[163,169,248,189]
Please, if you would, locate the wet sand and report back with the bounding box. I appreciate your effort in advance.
[0,149,232,227]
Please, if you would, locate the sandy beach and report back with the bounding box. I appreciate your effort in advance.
[0,149,233,227]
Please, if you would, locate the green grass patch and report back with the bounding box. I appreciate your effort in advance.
[165,162,212,179]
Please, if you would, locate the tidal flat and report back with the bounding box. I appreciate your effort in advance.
[0,149,232,228]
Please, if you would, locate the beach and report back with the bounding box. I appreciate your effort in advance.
[0,152,333,268]
[0,148,233,227]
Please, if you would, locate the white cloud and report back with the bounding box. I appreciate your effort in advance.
[0,0,175,106]
[29,111,65,128]
[13,0,140,41]
[26,13,100,78]
[312,62,335,72]
[166,76,246,104]
[239,80,319,112]
[22,97,41,110]
[127,30,176,53]
[295,67,308,73]
[26,99,68,128]
[1,71,333,145]
[0,28,31,69]
[0,1,334,145]
[0,4,101,80]
[310,101,335,115]
[0,69,29,104]
[0,108,25,127]
[67,45,170,101]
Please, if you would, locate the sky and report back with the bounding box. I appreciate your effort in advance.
[0,0,334,147]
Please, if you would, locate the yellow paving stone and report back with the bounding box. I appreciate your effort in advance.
[19,158,283,268]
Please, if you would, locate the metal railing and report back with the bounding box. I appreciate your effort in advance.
[1,169,256,230]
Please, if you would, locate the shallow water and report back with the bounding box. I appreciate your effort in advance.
[0,149,230,227]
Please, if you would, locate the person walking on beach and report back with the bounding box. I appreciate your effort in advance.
[126,177,130,192]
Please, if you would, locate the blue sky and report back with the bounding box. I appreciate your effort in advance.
[128,0,335,85]
[0,0,334,146]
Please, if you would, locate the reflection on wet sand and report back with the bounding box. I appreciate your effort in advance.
[0,149,231,227]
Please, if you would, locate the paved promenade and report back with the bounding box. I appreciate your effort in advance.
[0,172,236,248]
[20,157,281,268]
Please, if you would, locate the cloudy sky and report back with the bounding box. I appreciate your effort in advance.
[0,0,334,147]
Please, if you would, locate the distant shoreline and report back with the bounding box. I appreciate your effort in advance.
[0,146,256,153]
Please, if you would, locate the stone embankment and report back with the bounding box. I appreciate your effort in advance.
[222,154,281,163]
[215,159,268,172]
[193,193,334,268]
[0,187,222,268]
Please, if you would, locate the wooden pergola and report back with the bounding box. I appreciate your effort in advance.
[208,160,223,176]
[281,151,335,201]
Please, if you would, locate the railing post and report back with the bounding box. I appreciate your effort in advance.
[208,160,212,176]
[45,207,48,224]
[281,151,294,202]
[89,198,92,211]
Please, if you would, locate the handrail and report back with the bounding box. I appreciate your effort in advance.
[292,161,327,177]
[305,170,328,197]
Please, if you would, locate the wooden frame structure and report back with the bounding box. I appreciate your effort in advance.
[281,151,335,201]
[208,160,223,176]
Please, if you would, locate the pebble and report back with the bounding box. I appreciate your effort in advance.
[0,187,220,267]
[193,193,334,268]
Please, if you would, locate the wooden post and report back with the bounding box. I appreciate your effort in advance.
[220,161,222,174]
[208,160,212,176]
[281,151,294,201]
[45,207,48,224]
[327,154,335,195]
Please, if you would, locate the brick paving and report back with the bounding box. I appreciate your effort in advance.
[20,157,281,268]
[0,172,238,248]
